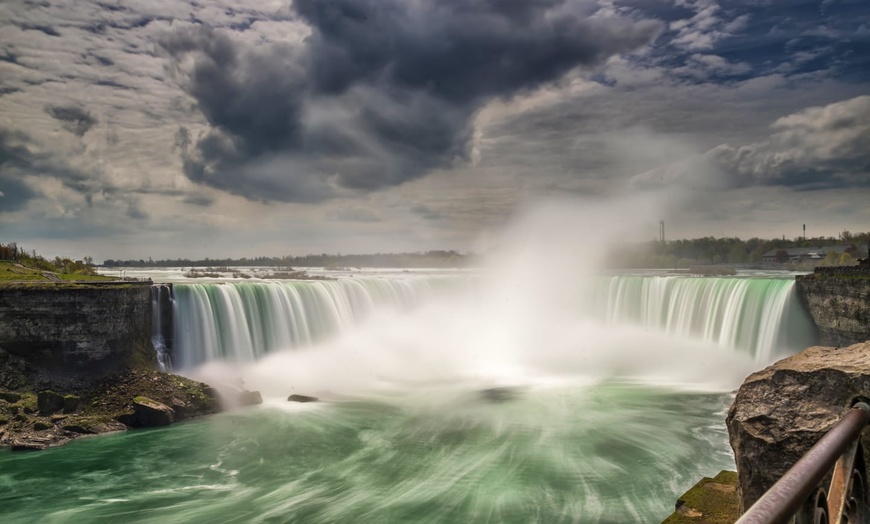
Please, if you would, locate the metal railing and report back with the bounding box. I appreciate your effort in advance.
[736,402,870,524]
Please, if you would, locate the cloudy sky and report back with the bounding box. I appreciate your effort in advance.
[1,0,868,261]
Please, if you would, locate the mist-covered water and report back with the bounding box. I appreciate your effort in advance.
[1,202,818,523]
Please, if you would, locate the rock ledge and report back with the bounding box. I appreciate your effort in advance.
[727,341,870,512]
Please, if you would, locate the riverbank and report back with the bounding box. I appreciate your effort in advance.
[0,369,221,451]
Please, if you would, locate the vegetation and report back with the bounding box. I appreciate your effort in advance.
[608,231,869,269]
[0,242,113,283]
[104,250,472,269]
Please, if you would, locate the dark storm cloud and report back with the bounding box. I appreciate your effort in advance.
[161,0,661,203]
[18,23,60,37]
[0,130,42,211]
[0,127,116,209]
[44,104,97,136]
[182,193,215,207]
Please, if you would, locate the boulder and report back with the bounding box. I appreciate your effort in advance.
[0,391,21,403]
[727,341,870,513]
[239,390,263,406]
[132,396,174,427]
[37,391,65,414]
[287,394,318,403]
[62,395,80,414]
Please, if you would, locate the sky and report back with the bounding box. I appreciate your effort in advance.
[0,0,868,261]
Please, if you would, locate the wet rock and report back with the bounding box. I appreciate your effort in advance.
[65,420,127,435]
[170,398,193,421]
[287,394,318,403]
[132,396,174,427]
[480,387,520,403]
[727,341,870,513]
[11,438,50,451]
[90,421,127,434]
[37,391,65,414]
[63,395,80,414]
[239,390,263,406]
[62,424,94,434]
[0,391,21,403]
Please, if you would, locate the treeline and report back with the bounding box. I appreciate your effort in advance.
[103,250,472,269]
[609,231,870,269]
[0,242,98,276]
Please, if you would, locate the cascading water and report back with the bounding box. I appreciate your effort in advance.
[171,277,447,369]
[594,275,816,361]
[170,273,815,371]
[150,285,173,372]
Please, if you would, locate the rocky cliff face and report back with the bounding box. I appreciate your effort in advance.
[795,271,870,346]
[0,285,154,379]
[727,342,870,513]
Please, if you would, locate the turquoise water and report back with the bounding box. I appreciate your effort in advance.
[0,382,733,523]
[0,272,816,522]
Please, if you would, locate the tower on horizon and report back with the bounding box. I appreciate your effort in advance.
[659,220,665,243]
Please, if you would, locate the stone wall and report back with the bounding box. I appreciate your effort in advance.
[795,271,870,347]
[0,284,153,376]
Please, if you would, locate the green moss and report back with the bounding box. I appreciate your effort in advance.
[661,470,739,524]
[18,393,37,410]
[127,339,158,370]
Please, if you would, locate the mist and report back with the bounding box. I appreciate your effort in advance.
[190,194,763,403]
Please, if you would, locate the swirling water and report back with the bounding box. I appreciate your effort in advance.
[0,272,815,523]
[0,384,733,523]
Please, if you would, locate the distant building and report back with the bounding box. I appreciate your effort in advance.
[761,244,864,266]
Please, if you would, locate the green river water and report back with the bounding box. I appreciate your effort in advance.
[0,382,732,523]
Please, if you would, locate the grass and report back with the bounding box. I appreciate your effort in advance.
[0,261,114,285]
[57,273,114,282]
[0,261,45,282]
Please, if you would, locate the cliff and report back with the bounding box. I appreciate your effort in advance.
[0,284,155,384]
[795,269,870,347]
[0,283,232,451]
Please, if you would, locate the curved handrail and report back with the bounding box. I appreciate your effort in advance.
[736,402,870,524]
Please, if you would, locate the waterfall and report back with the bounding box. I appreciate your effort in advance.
[167,273,816,371]
[171,277,444,369]
[150,285,173,372]
[594,275,815,360]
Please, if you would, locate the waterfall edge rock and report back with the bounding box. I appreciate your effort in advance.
[726,341,870,513]
[795,271,870,347]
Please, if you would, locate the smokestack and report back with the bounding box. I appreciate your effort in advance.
[803,224,806,240]
[659,220,665,243]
